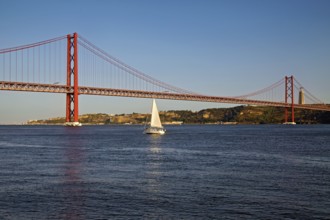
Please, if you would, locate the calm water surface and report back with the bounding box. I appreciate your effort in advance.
[0,125,329,219]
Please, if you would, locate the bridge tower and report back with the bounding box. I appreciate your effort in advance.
[65,33,80,126]
[284,75,295,124]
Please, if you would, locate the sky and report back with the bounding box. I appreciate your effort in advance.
[0,0,330,124]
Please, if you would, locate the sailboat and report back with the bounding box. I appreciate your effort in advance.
[144,99,166,135]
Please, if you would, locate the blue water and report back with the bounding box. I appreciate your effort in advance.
[0,125,329,219]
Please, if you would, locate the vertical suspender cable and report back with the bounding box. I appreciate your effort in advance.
[49,43,51,83]
[9,53,11,81]
[38,46,40,82]
[15,51,17,81]
[27,49,29,82]
[54,41,57,84]
[2,54,4,80]
[44,45,46,83]
[33,47,35,83]
[21,50,23,82]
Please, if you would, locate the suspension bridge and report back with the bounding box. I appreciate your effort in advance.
[1,33,329,125]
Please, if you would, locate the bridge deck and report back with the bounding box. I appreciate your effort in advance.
[1,81,329,112]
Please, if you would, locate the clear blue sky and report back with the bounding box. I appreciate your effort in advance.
[1,0,330,124]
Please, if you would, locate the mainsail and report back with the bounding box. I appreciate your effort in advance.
[150,99,163,128]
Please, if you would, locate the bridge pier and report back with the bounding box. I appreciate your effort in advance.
[284,75,295,124]
[65,33,81,126]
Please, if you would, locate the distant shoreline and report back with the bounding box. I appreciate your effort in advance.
[1,123,329,126]
[2,105,330,125]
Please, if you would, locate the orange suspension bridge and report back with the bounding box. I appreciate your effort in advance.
[1,33,329,125]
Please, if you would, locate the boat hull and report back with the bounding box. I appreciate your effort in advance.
[64,122,82,127]
[283,122,296,125]
[144,127,166,135]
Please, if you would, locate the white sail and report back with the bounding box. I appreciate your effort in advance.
[150,99,163,128]
[144,99,166,134]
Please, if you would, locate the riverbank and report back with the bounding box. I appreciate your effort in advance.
[25,105,330,125]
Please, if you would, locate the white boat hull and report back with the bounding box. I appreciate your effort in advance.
[283,122,296,125]
[65,122,82,127]
[144,127,166,135]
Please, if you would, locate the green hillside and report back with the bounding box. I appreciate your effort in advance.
[26,105,330,125]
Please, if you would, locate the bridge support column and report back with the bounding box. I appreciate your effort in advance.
[65,33,81,126]
[284,75,295,124]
